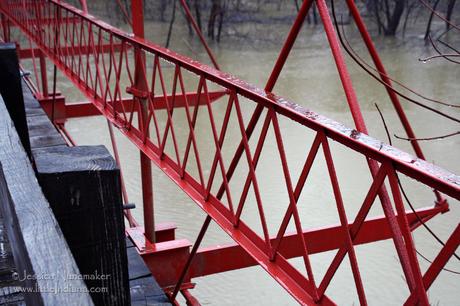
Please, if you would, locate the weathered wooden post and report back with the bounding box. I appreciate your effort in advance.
[33,145,130,306]
[0,43,31,158]
[0,95,93,306]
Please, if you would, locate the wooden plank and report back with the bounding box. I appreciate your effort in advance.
[0,95,93,306]
[21,80,66,150]
[0,43,31,157]
[21,80,46,118]
[26,115,66,149]
[33,145,130,306]
[130,277,171,306]
[126,239,171,306]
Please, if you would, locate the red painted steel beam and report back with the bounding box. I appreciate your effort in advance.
[133,205,444,290]
[20,0,457,200]
[39,93,66,123]
[345,0,424,160]
[1,13,10,42]
[127,223,177,245]
[404,224,460,305]
[65,91,227,118]
[314,4,421,296]
[3,2,46,9]
[18,44,124,59]
[140,239,192,288]
[171,216,211,301]
[130,0,155,243]
[189,206,445,278]
[38,50,48,97]
[345,0,445,206]
[181,289,200,306]
[79,0,87,14]
[8,16,79,25]
[4,1,459,303]
[2,0,455,200]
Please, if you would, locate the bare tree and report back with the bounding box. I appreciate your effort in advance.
[160,0,168,21]
[446,0,457,30]
[208,0,225,41]
[366,0,408,35]
[194,0,203,30]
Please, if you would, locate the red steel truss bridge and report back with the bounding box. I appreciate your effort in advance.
[1,0,459,305]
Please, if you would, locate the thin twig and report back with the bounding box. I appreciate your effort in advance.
[330,2,460,123]
[418,0,460,31]
[438,39,460,55]
[416,250,460,274]
[427,33,460,64]
[374,104,460,267]
[394,131,460,141]
[165,0,177,48]
[375,103,392,145]
[419,54,460,62]
[337,13,460,108]
[115,0,132,26]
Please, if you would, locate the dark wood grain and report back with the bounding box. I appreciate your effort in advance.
[33,145,130,306]
[0,95,93,306]
[22,82,46,118]
[21,80,66,150]
[26,115,66,149]
[0,44,31,158]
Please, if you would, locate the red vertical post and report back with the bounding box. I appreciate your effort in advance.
[131,0,155,243]
[39,50,49,97]
[1,13,10,42]
[131,0,145,38]
[79,0,88,14]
